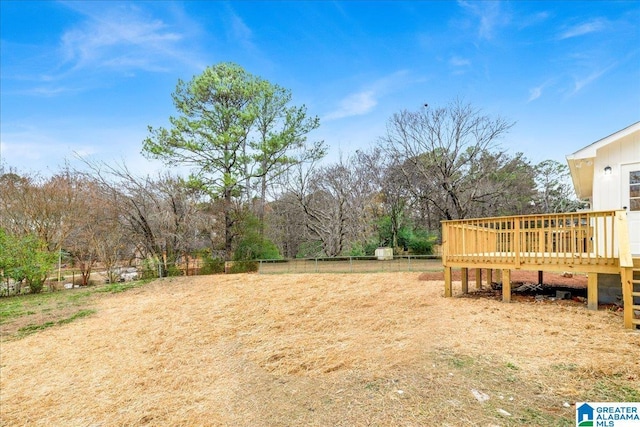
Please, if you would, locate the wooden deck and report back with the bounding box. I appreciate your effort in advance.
[441,210,639,329]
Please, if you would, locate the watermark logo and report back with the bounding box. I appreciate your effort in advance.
[576,402,640,427]
[577,403,594,426]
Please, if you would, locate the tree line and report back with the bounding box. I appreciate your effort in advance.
[0,63,582,292]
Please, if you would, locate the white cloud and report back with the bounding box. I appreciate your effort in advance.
[59,8,187,73]
[228,11,255,51]
[5,2,205,92]
[222,6,273,69]
[527,78,555,102]
[0,121,151,175]
[324,90,377,121]
[22,86,80,97]
[528,86,543,102]
[528,60,617,101]
[518,11,551,29]
[570,63,615,96]
[557,19,606,40]
[450,56,471,67]
[457,1,510,40]
[449,56,471,75]
[1,128,71,173]
[323,71,412,121]
[3,141,56,163]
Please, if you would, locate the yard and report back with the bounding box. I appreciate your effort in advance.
[1,273,638,426]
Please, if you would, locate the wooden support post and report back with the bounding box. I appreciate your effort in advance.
[502,269,511,303]
[486,269,493,288]
[621,267,633,329]
[616,211,634,329]
[461,268,469,294]
[475,268,482,290]
[538,270,543,285]
[514,220,521,267]
[587,273,598,311]
[444,266,452,297]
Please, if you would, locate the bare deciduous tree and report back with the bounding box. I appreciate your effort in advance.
[265,192,308,258]
[380,99,516,221]
[279,153,381,257]
[86,163,210,277]
[0,168,84,252]
[282,157,349,257]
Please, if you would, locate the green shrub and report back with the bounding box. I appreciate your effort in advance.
[140,261,157,280]
[363,242,379,256]
[375,216,436,255]
[348,242,378,257]
[230,212,281,261]
[348,243,366,257]
[0,230,55,294]
[27,279,45,294]
[198,251,225,275]
[233,235,280,261]
[166,265,183,277]
[228,261,259,274]
[407,229,436,255]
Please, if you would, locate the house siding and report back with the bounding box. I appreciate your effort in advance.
[590,131,640,254]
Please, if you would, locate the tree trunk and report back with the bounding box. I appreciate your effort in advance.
[224,189,234,260]
[259,172,267,237]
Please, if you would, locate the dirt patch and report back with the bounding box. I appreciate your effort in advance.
[1,273,638,426]
[419,269,591,303]
[419,269,588,288]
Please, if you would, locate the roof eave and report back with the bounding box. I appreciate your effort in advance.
[566,155,594,200]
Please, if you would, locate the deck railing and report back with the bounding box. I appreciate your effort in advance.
[442,210,629,272]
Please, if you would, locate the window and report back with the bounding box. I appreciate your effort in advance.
[630,170,640,211]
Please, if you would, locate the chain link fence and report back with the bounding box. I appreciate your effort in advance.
[257,255,442,274]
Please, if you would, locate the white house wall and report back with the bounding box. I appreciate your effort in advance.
[590,131,640,255]
[591,133,640,210]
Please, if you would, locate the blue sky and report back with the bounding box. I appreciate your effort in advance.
[1,1,639,175]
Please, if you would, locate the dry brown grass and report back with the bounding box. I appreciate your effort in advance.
[1,273,638,426]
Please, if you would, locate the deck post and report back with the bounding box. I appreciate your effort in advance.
[475,268,482,290]
[621,267,634,329]
[502,269,511,303]
[514,219,521,267]
[444,266,452,297]
[587,273,598,311]
[486,269,493,287]
[615,211,634,329]
[461,268,469,294]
